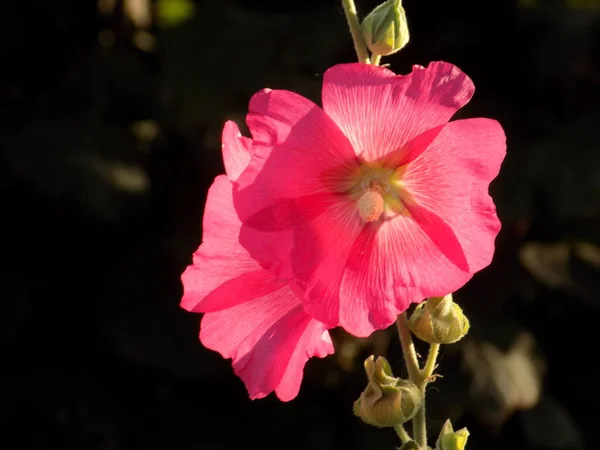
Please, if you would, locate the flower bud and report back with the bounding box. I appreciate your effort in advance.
[435,419,469,450]
[353,355,421,428]
[408,294,470,344]
[361,0,409,57]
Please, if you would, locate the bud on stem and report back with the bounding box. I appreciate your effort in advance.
[408,294,470,345]
[361,0,409,57]
[353,355,422,428]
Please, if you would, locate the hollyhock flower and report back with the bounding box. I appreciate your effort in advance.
[233,61,506,337]
[180,121,334,402]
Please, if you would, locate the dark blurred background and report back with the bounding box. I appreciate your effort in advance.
[1,0,600,448]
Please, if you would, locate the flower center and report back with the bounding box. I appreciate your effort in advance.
[347,166,408,223]
[357,181,385,223]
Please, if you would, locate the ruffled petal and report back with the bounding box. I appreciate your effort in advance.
[275,319,333,401]
[234,88,363,290]
[181,175,261,312]
[338,214,471,336]
[241,88,357,198]
[180,176,293,313]
[221,120,252,182]
[334,118,505,336]
[181,172,334,402]
[401,118,506,273]
[200,288,334,401]
[321,62,474,163]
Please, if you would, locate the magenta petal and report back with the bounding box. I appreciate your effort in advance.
[406,201,469,272]
[236,191,364,329]
[234,89,362,289]
[338,216,470,336]
[242,88,357,197]
[221,120,252,182]
[181,172,334,402]
[402,118,506,274]
[332,119,505,337]
[181,175,267,312]
[321,62,474,162]
[200,289,333,401]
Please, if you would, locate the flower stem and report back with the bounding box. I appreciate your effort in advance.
[394,424,411,444]
[395,313,422,384]
[341,0,370,63]
[413,385,427,448]
[371,54,381,66]
[396,315,443,449]
[411,344,440,447]
[423,343,440,381]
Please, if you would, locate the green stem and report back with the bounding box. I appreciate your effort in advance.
[341,0,370,63]
[396,315,443,450]
[395,313,422,384]
[371,54,382,66]
[423,343,440,381]
[413,386,427,448]
[411,343,440,448]
[394,424,411,444]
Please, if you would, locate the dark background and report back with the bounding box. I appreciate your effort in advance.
[1,0,600,449]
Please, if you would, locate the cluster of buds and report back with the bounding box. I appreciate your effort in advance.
[354,294,471,446]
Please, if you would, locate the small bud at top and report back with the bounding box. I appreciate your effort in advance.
[361,0,409,57]
[408,294,470,345]
[353,355,421,428]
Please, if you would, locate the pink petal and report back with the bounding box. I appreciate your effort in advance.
[181,175,269,312]
[238,194,364,331]
[401,118,506,273]
[181,174,334,401]
[234,88,363,285]
[338,216,473,336]
[321,62,474,163]
[310,119,505,337]
[243,88,357,196]
[200,289,333,401]
[221,120,252,182]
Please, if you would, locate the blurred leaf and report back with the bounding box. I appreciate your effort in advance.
[156,0,196,29]
[520,242,572,290]
[520,241,600,308]
[462,333,545,429]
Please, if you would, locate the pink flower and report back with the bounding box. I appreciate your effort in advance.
[181,121,334,402]
[233,62,506,337]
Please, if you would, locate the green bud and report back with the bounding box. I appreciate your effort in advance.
[408,294,470,344]
[361,0,409,57]
[435,419,469,450]
[353,355,421,428]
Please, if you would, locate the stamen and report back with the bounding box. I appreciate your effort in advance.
[357,183,384,223]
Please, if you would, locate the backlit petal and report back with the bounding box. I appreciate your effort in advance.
[322,62,474,163]
[200,291,333,401]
